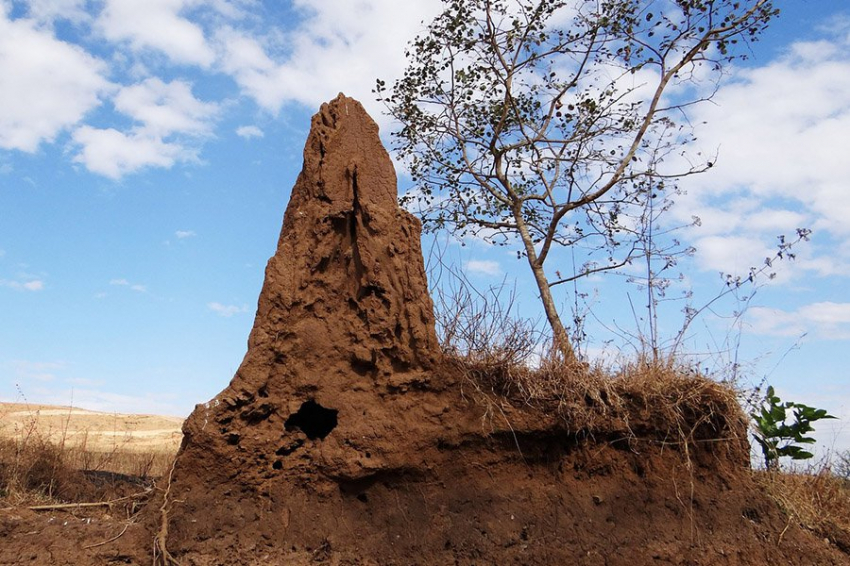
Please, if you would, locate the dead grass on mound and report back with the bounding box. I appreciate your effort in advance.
[450,350,746,453]
[755,466,850,552]
[433,277,745,452]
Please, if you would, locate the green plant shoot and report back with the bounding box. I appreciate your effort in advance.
[751,386,835,470]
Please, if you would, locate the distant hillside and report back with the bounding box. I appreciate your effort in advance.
[0,402,183,453]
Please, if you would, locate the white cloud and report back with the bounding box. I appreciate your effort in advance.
[1,274,45,291]
[692,235,774,276]
[464,259,502,277]
[72,126,197,179]
[114,78,219,137]
[11,360,68,382]
[28,386,186,416]
[748,302,850,340]
[22,280,44,291]
[799,302,850,326]
[213,26,288,113]
[676,26,850,278]
[797,254,850,279]
[175,230,196,239]
[72,78,218,178]
[96,0,216,67]
[215,0,443,118]
[235,125,263,139]
[747,307,806,338]
[26,0,89,24]
[109,278,147,292]
[11,360,65,382]
[208,302,248,317]
[0,12,111,152]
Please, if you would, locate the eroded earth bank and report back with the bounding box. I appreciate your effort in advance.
[2,95,847,566]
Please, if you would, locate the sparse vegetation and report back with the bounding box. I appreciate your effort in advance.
[755,463,850,552]
[432,265,743,455]
[0,404,177,507]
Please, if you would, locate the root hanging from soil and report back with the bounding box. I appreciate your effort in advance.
[152,460,180,566]
[82,522,131,550]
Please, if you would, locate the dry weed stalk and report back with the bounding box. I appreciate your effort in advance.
[1,404,176,507]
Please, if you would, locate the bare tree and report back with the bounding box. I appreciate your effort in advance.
[378,0,778,363]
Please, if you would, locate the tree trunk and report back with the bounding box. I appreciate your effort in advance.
[513,209,579,366]
[527,254,579,366]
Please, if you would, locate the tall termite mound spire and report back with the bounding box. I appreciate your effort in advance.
[247,93,440,378]
[167,94,443,512]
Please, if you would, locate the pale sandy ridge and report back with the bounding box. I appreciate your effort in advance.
[0,402,184,453]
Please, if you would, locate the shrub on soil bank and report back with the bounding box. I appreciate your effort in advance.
[750,385,836,470]
[0,437,82,504]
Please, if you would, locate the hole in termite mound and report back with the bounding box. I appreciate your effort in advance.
[285,400,338,440]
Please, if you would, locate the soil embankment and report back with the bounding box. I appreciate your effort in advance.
[1,95,846,565]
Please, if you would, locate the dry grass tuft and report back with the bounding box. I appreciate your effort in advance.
[611,358,745,442]
[0,408,177,507]
[755,466,850,552]
[433,271,746,453]
[448,346,747,459]
[0,436,87,505]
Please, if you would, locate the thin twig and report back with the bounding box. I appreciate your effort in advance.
[27,489,152,511]
[777,514,793,545]
[82,522,131,549]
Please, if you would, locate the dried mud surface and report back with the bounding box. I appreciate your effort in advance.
[2,95,847,565]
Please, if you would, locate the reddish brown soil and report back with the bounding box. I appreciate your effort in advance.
[2,408,847,565]
[1,95,847,565]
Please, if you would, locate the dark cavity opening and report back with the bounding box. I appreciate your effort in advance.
[285,400,338,440]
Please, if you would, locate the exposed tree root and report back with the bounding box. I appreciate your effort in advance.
[152,460,180,566]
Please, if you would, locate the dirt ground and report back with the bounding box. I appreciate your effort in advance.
[1,385,848,565]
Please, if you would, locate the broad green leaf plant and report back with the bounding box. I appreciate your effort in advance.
[751,386,835,471]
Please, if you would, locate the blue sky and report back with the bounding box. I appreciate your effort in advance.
[0,0,848,457]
